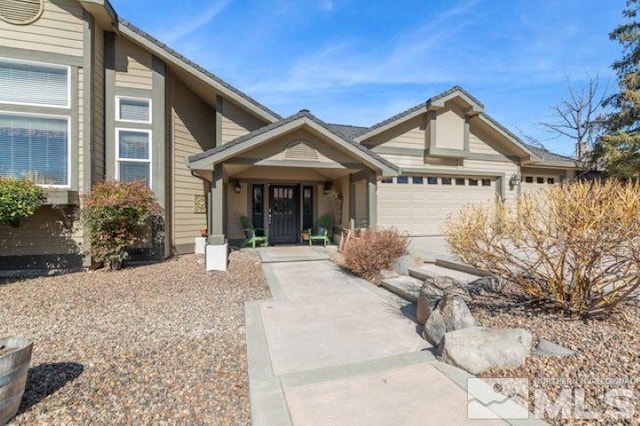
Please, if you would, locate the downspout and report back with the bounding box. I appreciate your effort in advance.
[190,170,211,235]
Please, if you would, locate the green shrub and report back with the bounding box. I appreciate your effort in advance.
[342,228,408,281]
[0,177,45,226]
[82,181,160,270]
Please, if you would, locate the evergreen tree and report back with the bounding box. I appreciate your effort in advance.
[597,0,640,177]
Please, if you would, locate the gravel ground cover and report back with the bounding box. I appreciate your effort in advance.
[0,251,270,425]
[469,287,640,425]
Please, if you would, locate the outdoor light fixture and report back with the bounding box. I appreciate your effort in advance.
[509,174,521,188]
[323,181,333,191]
[233,180,242,194]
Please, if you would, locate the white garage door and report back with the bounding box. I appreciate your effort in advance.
[378,175,498,236]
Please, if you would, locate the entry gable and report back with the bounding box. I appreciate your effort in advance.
[188,111,399,176]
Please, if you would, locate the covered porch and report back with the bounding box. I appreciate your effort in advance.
[187,111,398,269]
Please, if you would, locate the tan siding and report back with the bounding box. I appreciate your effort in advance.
[114,37,152,90]
[365,116,426,150]
[0,207,82,255]
[375,153,424,168]
[171,77,216,248]
[93,26,105,181]
[520,168,564,195]
[221,100,268,143]
[0,0,84,57]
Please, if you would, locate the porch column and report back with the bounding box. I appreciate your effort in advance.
[209,163,225,245]
[367,170,377,228]
[349,174,357,230]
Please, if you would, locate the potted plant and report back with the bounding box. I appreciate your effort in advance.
[301,230,310,241]
[0,336,33,424]
[200,228,207,238]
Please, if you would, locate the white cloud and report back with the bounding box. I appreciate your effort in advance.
[155,0,232,44]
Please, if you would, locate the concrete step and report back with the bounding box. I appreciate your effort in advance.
[434,259,493,278]
[409,263,482,284]
[379,276,423,303]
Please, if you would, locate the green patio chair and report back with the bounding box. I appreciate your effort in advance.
[240,216,268,248]
[308,216,332,247]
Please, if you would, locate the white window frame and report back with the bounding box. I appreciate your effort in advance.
[0,110,71,188]
[115,127,152,189]
[0,56,71,109]
[115,96,152,124]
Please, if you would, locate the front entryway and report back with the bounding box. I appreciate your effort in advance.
[269,185,299,244]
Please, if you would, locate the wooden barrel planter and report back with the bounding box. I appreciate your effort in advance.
[0,337,33,426]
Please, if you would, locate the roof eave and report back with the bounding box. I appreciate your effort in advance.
[354,105,428,143]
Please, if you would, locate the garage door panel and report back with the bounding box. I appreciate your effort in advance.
[378,176,497,236]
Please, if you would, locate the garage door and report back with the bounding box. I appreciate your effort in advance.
[521,174,561,195]
[378,175,498,236]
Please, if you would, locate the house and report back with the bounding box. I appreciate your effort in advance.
[0,0,578,274]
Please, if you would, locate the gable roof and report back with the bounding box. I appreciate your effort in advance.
[80,0,280,123]
[188,110,399,176]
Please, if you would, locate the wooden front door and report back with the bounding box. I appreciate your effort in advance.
[269,185,299,244]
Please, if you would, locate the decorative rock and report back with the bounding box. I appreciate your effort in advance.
[416,276,470,324]
[468,276,507,295]
[437,327,533,375]
[374,269,400,286]
[393,252,422,276]
[535,339,575,358]
[422,295,476,345]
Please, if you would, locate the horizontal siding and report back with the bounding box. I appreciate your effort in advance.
[171,77,216,247]
[93,26,105,181]
[114,37,152,90]
[364,116,426,150]
[0,206,82,255]
[0,0,84,57]
[376,153,424,168]
[221,100,267,144]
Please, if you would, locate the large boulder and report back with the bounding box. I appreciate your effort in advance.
[535,339,575,358]
[416,276,471,324]
[374,269,400,286]
[467,276,507,295]
[437,327,533,375]
[393,252,422,276]
[422,295,476,345]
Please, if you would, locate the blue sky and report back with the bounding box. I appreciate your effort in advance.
[112,0,626,156]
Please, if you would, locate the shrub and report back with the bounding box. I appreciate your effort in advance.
[342,228,409,281]
[0,177,45,226]
[444,180,640,319]
[82,181,160,270]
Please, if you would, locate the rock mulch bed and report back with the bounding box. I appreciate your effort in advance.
[0,251,270,425]
[469,287,640,425]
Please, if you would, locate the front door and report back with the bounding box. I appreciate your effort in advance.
[269,185,299,244]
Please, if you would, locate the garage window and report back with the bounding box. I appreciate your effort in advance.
[536,177,544,184]
[381,177,393,184]
[442,177,452,185]
[397,176,409,184]
[455,178,465,185]
[547,178,555,184]
[412,176,424,184]
[525,176,533,183]
[469,178,478,186]
[482,179,491,186]
[427,176,438,185]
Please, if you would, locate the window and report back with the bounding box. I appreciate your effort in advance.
[381,177,393,184]
[116,97,151,123]
[455,178,465,186]
[116,129,151,185]
[469,178,478,186]
[252,184,264,230]
[0,113,69,186]
[412,176,424,184]
[482,179,491,187]
[547,178,555,184]
[536,177,544,184]
[525,176,534,183]
[427,176,438,185]
[397,176,409,184]
[442,177,452,185]
[0,58,69,107]
[303,186,313,230]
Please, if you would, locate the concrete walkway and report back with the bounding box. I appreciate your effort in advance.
[246,251,544,425]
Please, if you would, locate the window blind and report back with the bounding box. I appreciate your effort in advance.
[118,98,150,122]
[0,59,69,107]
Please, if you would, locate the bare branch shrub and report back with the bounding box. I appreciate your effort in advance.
[444,180,640,318]
[342,228,409,281]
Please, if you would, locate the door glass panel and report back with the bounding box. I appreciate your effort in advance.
[303,186,313,230]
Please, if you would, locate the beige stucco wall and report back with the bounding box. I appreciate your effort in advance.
[170,76,217,249]
[435,104,466,151]
[226,183,248,241]
[0,0,85,57]
[355,179,368,227]
[221,100,267,144]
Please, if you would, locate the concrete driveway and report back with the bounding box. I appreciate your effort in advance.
[245,252,538,425]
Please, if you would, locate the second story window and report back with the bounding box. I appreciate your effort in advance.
[116,97,151,123]
[115,96,152,186]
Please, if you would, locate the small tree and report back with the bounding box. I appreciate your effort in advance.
[83,181,160,270]
[444,180,640,319]
[0,177,45,227]
[342,228,408,281]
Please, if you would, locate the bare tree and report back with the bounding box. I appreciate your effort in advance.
[539,73,607,162]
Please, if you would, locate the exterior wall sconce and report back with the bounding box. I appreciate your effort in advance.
[509,174,521,189]
[233,180,242,194]
[323,181,333,191]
